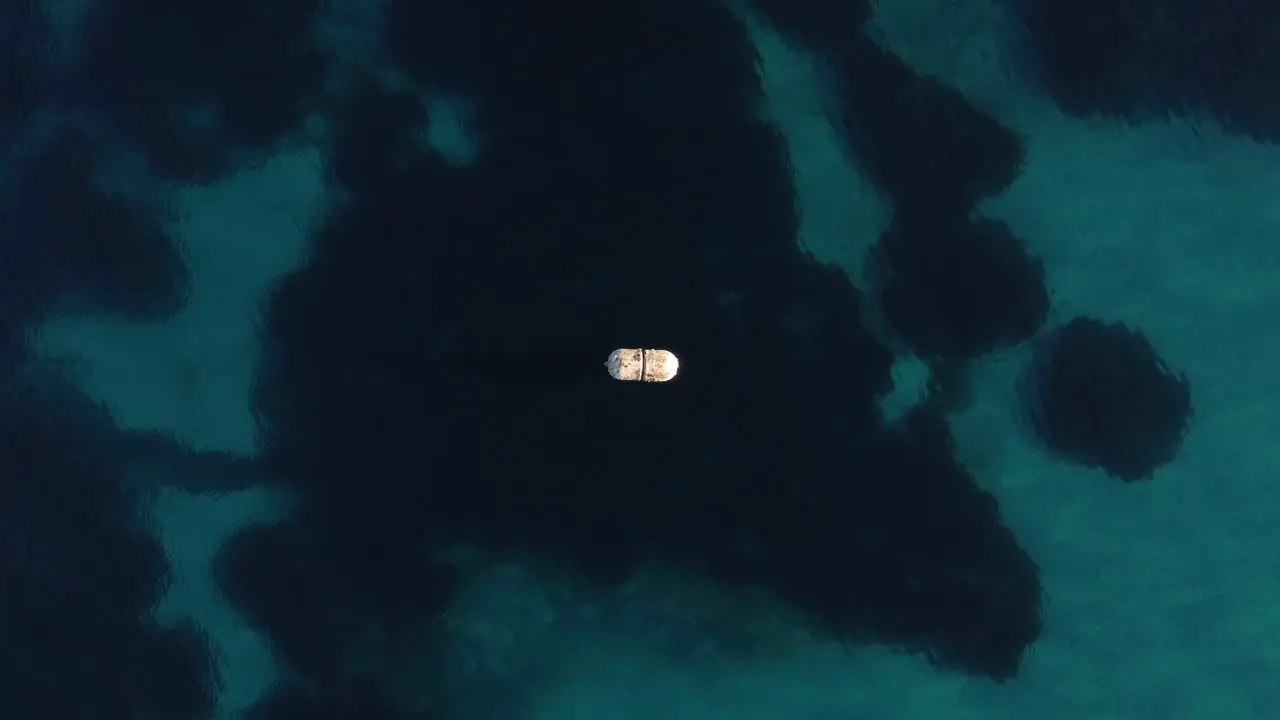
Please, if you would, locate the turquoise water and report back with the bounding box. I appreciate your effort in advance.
[3,1,1276,718]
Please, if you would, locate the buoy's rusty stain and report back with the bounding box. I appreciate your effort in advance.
[605,348,679,382]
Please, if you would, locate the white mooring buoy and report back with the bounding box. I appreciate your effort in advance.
[604,348,680,382]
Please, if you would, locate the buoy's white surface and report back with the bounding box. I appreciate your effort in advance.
[605,348,679,382]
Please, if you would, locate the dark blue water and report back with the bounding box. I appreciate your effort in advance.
[4,1,1263,718]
